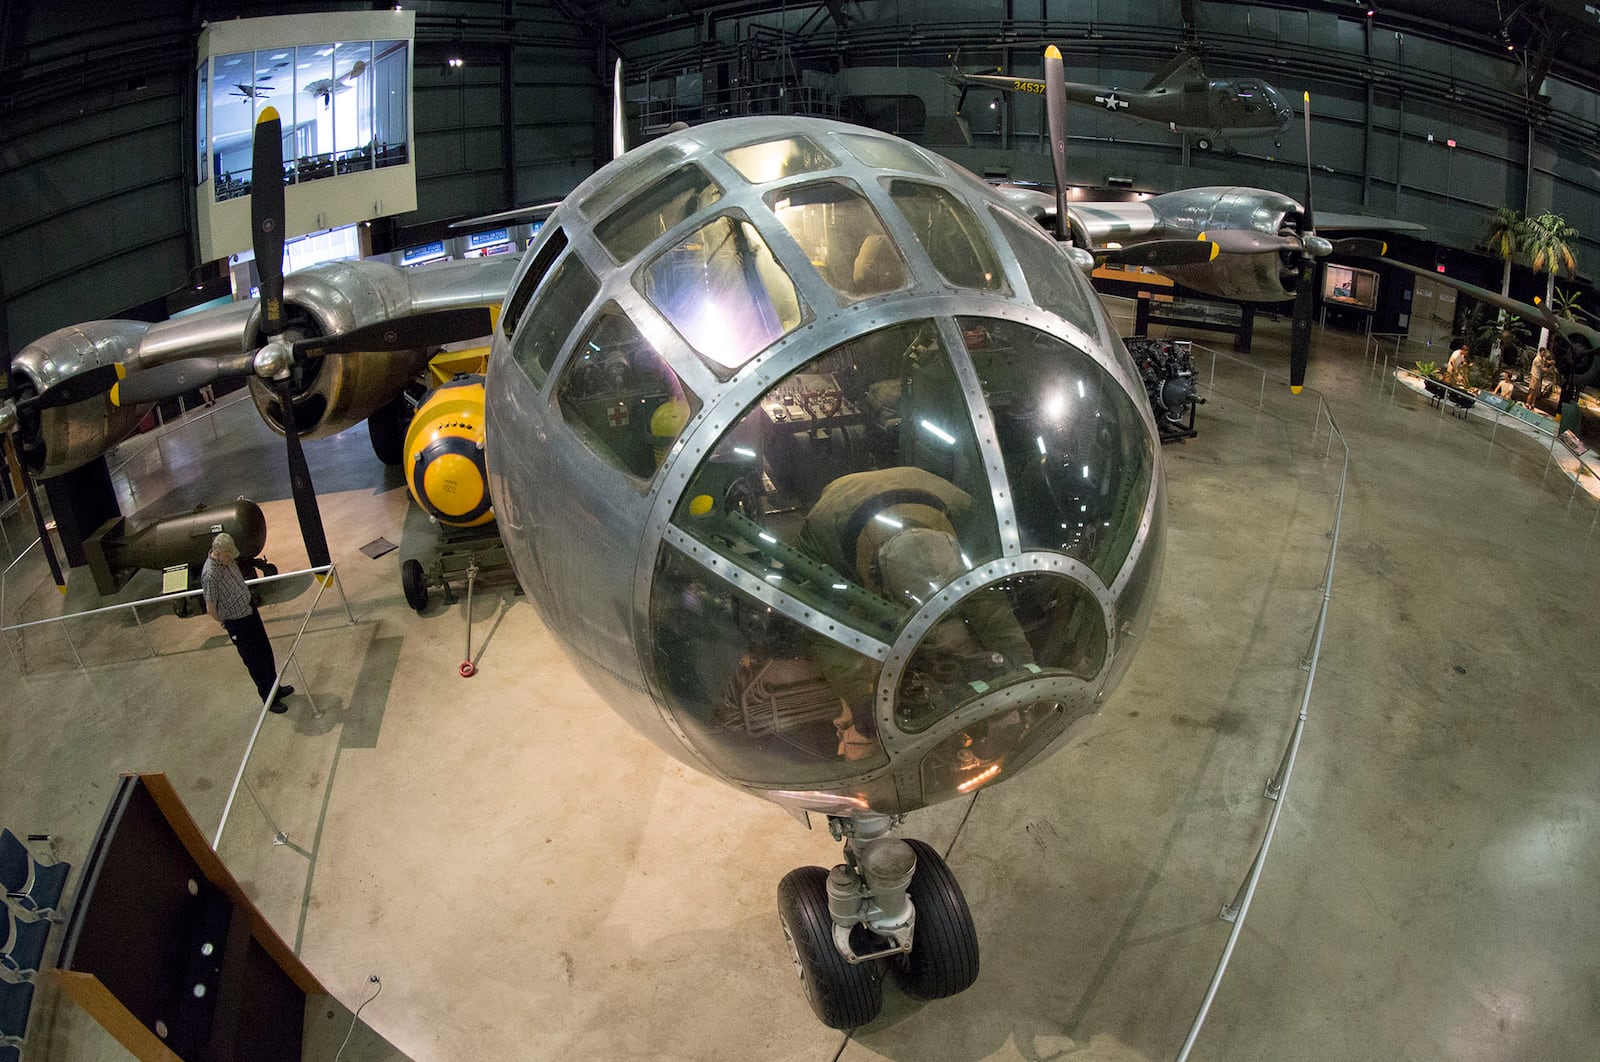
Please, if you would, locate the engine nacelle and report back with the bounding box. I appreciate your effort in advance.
[403,374,492,528]
[1146,186,1306,302]
[10,321,155,478]
[244,260,434,441]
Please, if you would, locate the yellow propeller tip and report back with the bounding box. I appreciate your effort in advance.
[1303,91,1310,102]
[56,584,67,595]
[257,105,280,125]
[1290,385,1304,395]
[1209,242,1220,261]
[1045,45,1062,60]
[114,362,127,379]
[1380,242,1389,255]
[110,383,121,407]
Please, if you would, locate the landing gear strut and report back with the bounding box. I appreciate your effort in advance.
[777,814,979,1028]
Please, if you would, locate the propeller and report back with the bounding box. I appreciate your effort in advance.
[1287,90,1318,394]
[1043,45,1071,243]
[1098,240,1219,268]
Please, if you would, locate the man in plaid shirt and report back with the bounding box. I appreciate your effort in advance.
[202,532,294,713]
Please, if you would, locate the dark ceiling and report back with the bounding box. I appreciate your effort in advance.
[555,0,1600,97]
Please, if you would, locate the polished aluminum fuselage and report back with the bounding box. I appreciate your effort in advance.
[10,255,519,477]
[484,117,1165,815]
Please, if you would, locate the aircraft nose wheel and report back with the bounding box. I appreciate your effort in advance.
[888,839,979,999]
[777,866,884,1029]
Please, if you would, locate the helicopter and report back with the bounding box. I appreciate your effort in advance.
[951,47,1294,152]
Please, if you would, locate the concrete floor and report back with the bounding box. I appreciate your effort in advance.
[2,314,1597,1062]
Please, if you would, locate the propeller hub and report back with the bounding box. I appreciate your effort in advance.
[1304,234,1333,258]
[256,339,295,382]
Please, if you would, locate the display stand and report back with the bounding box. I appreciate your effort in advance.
[1134,292,1256,353]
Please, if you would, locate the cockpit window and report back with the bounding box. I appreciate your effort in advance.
[555,302,700,484]
[579,143,687,219]
[959,317,1153,585]
[637,211,805,372]
[669,319,1000,645]
[721,136,836,184]
[834,132,940,177]
[593,163,723,264]
[886,180,1008,293]
[988,207,1099,336]
[767,180,908,303]
[501,226,567,337]
[509,251,599,388]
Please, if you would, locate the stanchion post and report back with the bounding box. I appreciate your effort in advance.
[131,602,157,659]
[61,618,85,670]
[242,775,288,846]
[330,565,355,625]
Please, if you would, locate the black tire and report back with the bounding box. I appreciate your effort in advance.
[1196,136,1212,151]
[368,394,412,466]
[889,839,979,1000]
[401,558,429,612]
[777,866,883,1030]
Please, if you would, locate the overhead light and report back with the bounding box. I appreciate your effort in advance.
[447,57,464,68]
[1107,174,1134,186]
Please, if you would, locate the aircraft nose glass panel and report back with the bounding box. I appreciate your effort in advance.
[887,180,1008,293]
[960,317,1154,586]
[508,252,599,387]
[721,136,836,184]
[555,302,701,482]
[767,180,909,303]
[650,547,891,785]
[895,572,1107,733]
[987,207,1099,339]
[833,132,940,177]
[668,319,1002,646]
[638,213,805,372]
[593,163,723,264]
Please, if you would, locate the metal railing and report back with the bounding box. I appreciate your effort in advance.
[212,565,345,850]
[1,559,355,675]
[1171,345,1349,1061]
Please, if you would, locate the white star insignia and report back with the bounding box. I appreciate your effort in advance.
[1095,93,1129,110]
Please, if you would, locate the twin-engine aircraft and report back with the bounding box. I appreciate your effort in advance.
[953,47,1295,151]
[0,46,1416,1026]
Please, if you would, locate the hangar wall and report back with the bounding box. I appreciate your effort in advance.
[613,0,1600,278]
[0,0,604,351]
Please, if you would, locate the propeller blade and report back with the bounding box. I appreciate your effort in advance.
[1197,229,1301,255]
[1097,239,1219,268]
[290,307,493,360]
[274,377,331,571]
[111,354,257,406]
[1331,238,1387,258]
[26,363,122,410]
[14,457,65,594]
[252,107,288,340]
[1043,45,1071,243]
[1289,271,1315,393]
[1300,91,1315,234]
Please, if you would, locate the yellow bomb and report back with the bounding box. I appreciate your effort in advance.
[404,374,494,528]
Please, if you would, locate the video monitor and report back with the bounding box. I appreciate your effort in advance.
[1322,265,1379,311]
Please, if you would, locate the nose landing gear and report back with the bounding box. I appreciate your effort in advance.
[777,814,979,1028]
